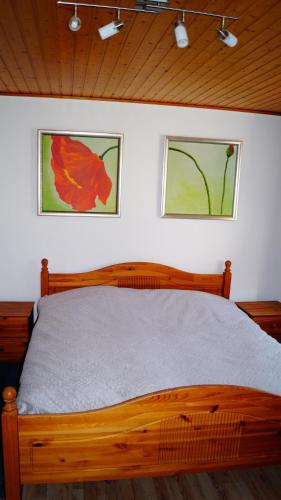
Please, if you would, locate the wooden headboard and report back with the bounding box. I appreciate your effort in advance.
[41,259,232,299]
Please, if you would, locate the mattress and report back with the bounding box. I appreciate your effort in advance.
[17,286,281,414]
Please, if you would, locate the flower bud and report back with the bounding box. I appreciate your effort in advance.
[226,144,234,157]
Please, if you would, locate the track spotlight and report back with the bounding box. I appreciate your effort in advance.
[68,5,81,31]
[218,29,238,47]
[98,10,124,40]
[59,1,239,48]
[174,13,189,48]
[218,18,238,47]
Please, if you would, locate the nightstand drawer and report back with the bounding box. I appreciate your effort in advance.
[0,317,30,337]
[0,302,34,362]
[256,317,281,335]
[0,316,29,326]
[0,339,28,362]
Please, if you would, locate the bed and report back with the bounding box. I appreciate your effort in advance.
[2,259,281,500]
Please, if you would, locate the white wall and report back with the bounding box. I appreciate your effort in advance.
[0,96,280,302]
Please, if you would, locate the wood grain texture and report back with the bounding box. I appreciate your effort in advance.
[236,301,281,317]
[2,387,21,500]
[41,259,232,299]
[0,302,34,362]
[19,465,281,500]
[236,301,281,343]
[0,0,281,114]
[2,384,281,500]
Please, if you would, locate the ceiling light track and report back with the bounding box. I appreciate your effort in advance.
[58,0,239,47]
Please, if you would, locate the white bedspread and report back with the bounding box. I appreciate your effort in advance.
[17,287,281,414]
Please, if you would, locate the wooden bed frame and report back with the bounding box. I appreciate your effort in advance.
[2,259,281,500]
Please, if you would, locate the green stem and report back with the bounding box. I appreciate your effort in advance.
[100,145,118,160]
[220,157,229,215]
[169,147,211,215]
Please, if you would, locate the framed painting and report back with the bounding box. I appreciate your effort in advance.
[38,130,123,216]
[161,136,242,219]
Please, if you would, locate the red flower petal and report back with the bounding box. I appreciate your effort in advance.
[51,136,112,211]
[226,144,235,158]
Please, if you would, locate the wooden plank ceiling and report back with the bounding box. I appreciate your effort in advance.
[0,0,281,114]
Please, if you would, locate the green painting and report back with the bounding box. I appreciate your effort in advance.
[38,130,123,216]
[162,137,242,219]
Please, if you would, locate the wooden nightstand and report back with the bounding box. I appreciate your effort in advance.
[236,301,281,343]
[0,302,34,363]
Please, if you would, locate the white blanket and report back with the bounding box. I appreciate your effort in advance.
[17,287,281,414]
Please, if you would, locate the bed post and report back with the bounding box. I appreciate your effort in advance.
[2,387,21,500]
[223,260,232,299]
[41,258,49,297]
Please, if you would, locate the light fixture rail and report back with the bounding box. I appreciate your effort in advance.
[58,1,238,20]
[58,0,239,48]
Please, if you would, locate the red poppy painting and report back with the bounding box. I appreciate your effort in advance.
[38,131,122,216]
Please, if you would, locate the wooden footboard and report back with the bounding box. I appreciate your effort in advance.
[2,385,281,499]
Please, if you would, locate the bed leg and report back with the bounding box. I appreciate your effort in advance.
[2,387,21,500]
